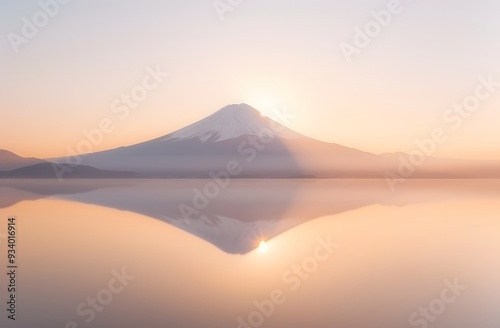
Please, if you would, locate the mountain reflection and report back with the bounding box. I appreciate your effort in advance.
[1,179,499,254]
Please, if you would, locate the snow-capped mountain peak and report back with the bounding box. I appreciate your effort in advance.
[162,103,300,143]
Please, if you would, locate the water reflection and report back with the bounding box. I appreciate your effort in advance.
[1,179,499,254]
[0,180,499,328]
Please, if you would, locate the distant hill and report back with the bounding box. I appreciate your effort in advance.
[0,163,137,179]
[0,149,45,171]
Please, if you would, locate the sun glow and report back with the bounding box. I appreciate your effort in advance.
[246,94,280,118]
[258,240,269,253]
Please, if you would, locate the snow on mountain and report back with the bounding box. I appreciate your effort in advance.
[162,103,303,143]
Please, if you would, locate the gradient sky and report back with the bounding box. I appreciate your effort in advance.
[0,0,499,160]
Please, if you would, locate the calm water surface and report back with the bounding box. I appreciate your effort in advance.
[0,179,499,328]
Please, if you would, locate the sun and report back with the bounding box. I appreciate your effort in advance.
[246,94,279,118]
[258,240,269,254]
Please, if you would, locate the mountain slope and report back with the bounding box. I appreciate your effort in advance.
[52,104,393,178]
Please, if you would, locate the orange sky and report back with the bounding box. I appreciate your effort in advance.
[0,1,499,160]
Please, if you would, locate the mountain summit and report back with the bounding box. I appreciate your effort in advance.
[162,103,301,143]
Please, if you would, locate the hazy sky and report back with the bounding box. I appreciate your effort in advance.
[1,0,499,159]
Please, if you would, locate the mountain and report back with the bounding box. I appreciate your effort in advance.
[5,103,500,179]
[0,150,45,171]
[53,104,394,178]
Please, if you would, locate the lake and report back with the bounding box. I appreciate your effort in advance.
[0,179,499,328]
